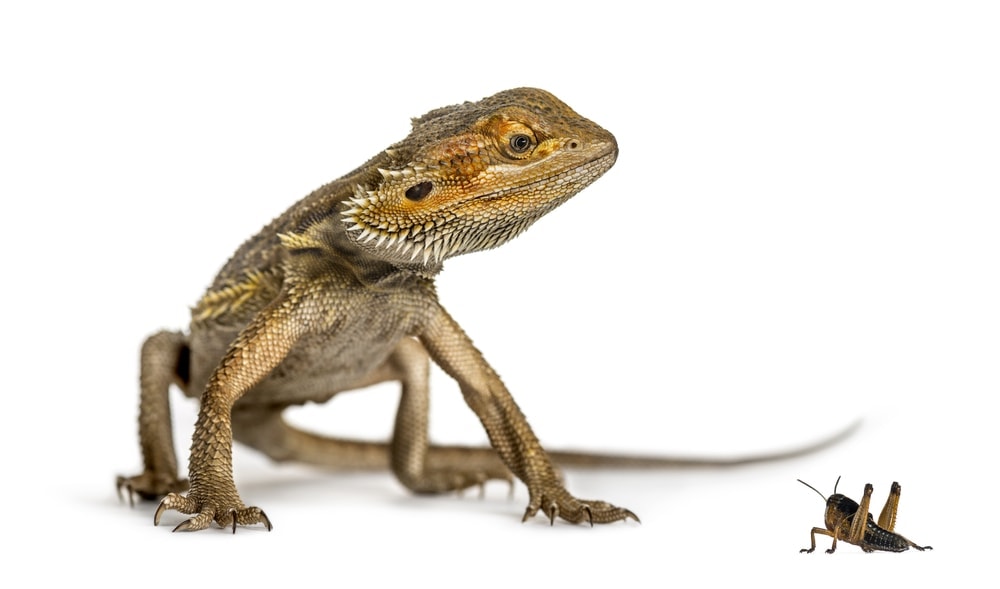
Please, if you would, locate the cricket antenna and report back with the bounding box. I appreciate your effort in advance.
[833,475,842,494]
[797,479,828,502]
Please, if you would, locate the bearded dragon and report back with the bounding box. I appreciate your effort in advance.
[117,88,846,532]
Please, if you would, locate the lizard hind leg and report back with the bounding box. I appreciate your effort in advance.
[388,338,513,495]
[116,330,191,504]
[231,405,392,469]
[231,338,512,494]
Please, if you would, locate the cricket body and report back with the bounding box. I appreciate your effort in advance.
[798,478,932,553]
[117,88,632,532]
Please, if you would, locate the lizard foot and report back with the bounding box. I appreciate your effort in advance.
[154,491,272,533]
[451,466,515,498]
[522,487,639,526]
[116,472,189,506]
[401,466,514,497]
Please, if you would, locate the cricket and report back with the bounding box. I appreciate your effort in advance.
[798,477,932,553]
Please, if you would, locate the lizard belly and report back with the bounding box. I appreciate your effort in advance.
[243,326,409,406]
[186,293,425,406]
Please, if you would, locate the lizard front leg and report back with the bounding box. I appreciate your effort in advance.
[155,292,305,532]
[419,306,637,525]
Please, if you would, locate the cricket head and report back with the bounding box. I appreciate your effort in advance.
[799,476,859,530]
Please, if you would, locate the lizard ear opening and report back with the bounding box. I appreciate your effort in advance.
[405,181,433,202]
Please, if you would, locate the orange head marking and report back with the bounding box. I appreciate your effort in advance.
[341,88,617,267]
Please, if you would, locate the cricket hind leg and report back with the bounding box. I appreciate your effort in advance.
[902,536,933,551]
[847,483,875,547]
[116,330,191,504]
[231,337,511,493]
[877,481,901,531]
[877,482,933,551]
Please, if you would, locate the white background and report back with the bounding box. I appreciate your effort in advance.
[2,2,996,587]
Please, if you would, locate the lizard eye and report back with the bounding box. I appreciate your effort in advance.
[509,134,532,154]
[405,181,433,201]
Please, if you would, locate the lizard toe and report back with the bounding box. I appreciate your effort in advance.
[154,490,272,533]
[116,472,188,506]
[524,486,639,526]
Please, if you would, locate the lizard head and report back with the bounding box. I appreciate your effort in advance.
[341,88,618,267]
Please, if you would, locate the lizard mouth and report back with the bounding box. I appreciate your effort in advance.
[469,147,618,204]
[344,142,618,266]
[402,148,618,264]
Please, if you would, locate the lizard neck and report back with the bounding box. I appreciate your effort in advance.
[281,160,446,284]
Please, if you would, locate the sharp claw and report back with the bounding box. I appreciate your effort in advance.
[172,519,192,533]
[229,509,238,534]
[583,505,593,527]
[623,509,640,524]
[260,510,273,532]
[548,504,558,526]
[153,501,167,526]
[114,478,136,507]
[522,506,535,523]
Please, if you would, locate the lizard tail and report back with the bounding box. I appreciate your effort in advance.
[425,420,861,471]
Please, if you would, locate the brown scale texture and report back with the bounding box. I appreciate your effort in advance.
[119,88,639,532]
